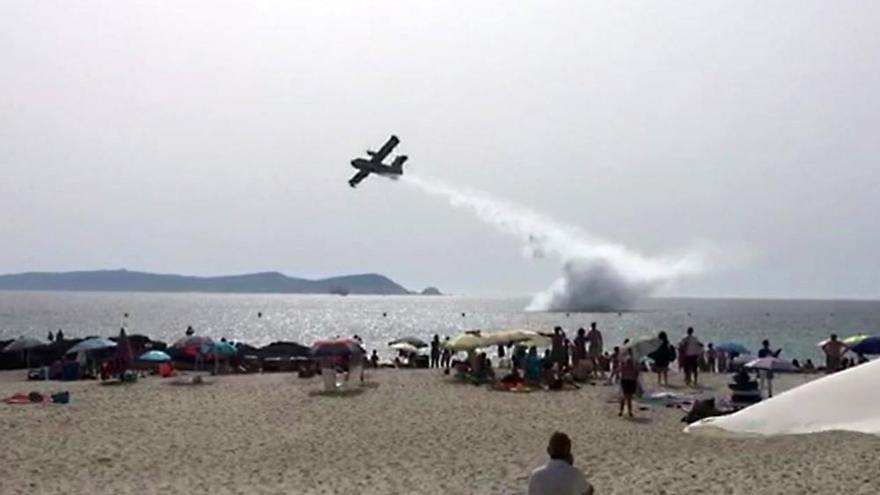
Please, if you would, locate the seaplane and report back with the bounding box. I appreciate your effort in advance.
[348,135,408,188]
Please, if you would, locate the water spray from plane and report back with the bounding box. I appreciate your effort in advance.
[401,175,707,312]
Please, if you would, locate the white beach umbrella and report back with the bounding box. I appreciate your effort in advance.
[390,342,420,354]
[623,336,662,361]
[443,332,485,352]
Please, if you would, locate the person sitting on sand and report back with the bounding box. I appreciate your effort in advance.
[619,349,639,417]
[822,334,848,372]
[525,346,542,384]
[528,432,594,495]
[803,358,815,371]
[499,367,524,387]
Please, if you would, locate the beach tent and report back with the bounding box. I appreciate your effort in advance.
[686,358,880,437]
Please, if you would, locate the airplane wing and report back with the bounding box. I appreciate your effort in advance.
[348,170,370,187]
[370,135,399,163]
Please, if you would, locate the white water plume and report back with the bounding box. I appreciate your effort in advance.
[401,175,706,312]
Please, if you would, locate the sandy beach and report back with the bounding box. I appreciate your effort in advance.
[1,369,878,495]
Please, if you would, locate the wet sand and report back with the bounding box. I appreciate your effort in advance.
[0,369,878,494]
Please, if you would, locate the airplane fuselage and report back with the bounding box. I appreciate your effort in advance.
[350,158,400,176]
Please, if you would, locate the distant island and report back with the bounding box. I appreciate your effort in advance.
[0,269,442,296]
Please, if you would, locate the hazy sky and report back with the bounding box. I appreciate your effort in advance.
[1,1,879,298]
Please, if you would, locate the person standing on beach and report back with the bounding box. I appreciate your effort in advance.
[430,334,441,368]
[706,343,717,373]
[528,432,594,495]
[440,337,452,370]
[551,327,566,368]
[609,346,621,384]
[572,328,587,367]
[649,332,675,387]
[585,322,604,377]
[821,334,848,372]
[678,327,703,387]
[619,349,639,417]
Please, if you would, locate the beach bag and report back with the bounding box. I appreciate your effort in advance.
[51,391,70,404]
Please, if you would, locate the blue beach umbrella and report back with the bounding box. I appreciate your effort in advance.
[138,350,172,363]
[204,342,237,358]
[715,342,750,355]
[849,336,880,356]
[66,338,117,355]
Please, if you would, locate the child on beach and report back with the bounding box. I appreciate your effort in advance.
[619,349,639,417]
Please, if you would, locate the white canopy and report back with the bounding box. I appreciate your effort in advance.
[686,358,880,437]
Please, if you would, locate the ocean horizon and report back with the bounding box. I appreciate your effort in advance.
[2,290,877,361]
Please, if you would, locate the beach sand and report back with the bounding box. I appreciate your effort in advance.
[1,369,878,495]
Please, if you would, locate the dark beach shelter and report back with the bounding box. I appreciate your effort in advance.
[311,339,365,358]
[3,336,49,369]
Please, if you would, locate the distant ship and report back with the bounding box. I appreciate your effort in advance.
[329,286,350,296]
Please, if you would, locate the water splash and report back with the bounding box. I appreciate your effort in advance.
[401,175,706,311]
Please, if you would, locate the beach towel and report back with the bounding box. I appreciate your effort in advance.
[3,391,70,405]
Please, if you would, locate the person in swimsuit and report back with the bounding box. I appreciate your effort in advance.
[619,349,639,417]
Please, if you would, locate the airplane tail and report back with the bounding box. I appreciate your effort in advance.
[390,155,408,174]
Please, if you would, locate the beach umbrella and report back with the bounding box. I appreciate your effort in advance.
[744,357,798,372]
[849,336,880,356]
[3,336,48,352]
[817,334,870,348]
[311,339,364,358]
[173,335,214,349]
[744,357,798,397]
[481,329,541,347]
[3,336,48,369]
[66,337,117,354]
[390,342,420,354]
[138,350,172,363]
[205,342,237,357]
[715,342,750,355]
[624,336,662,361]
[388,337,428,348]
[443,332,485,352]
[172,335,214,359]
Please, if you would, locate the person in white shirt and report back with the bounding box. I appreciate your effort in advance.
[528,432,594,495]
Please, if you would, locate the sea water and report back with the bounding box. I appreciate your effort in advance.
[1,291,878,361]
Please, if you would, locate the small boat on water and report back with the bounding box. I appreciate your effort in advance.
[329,286,350,296]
